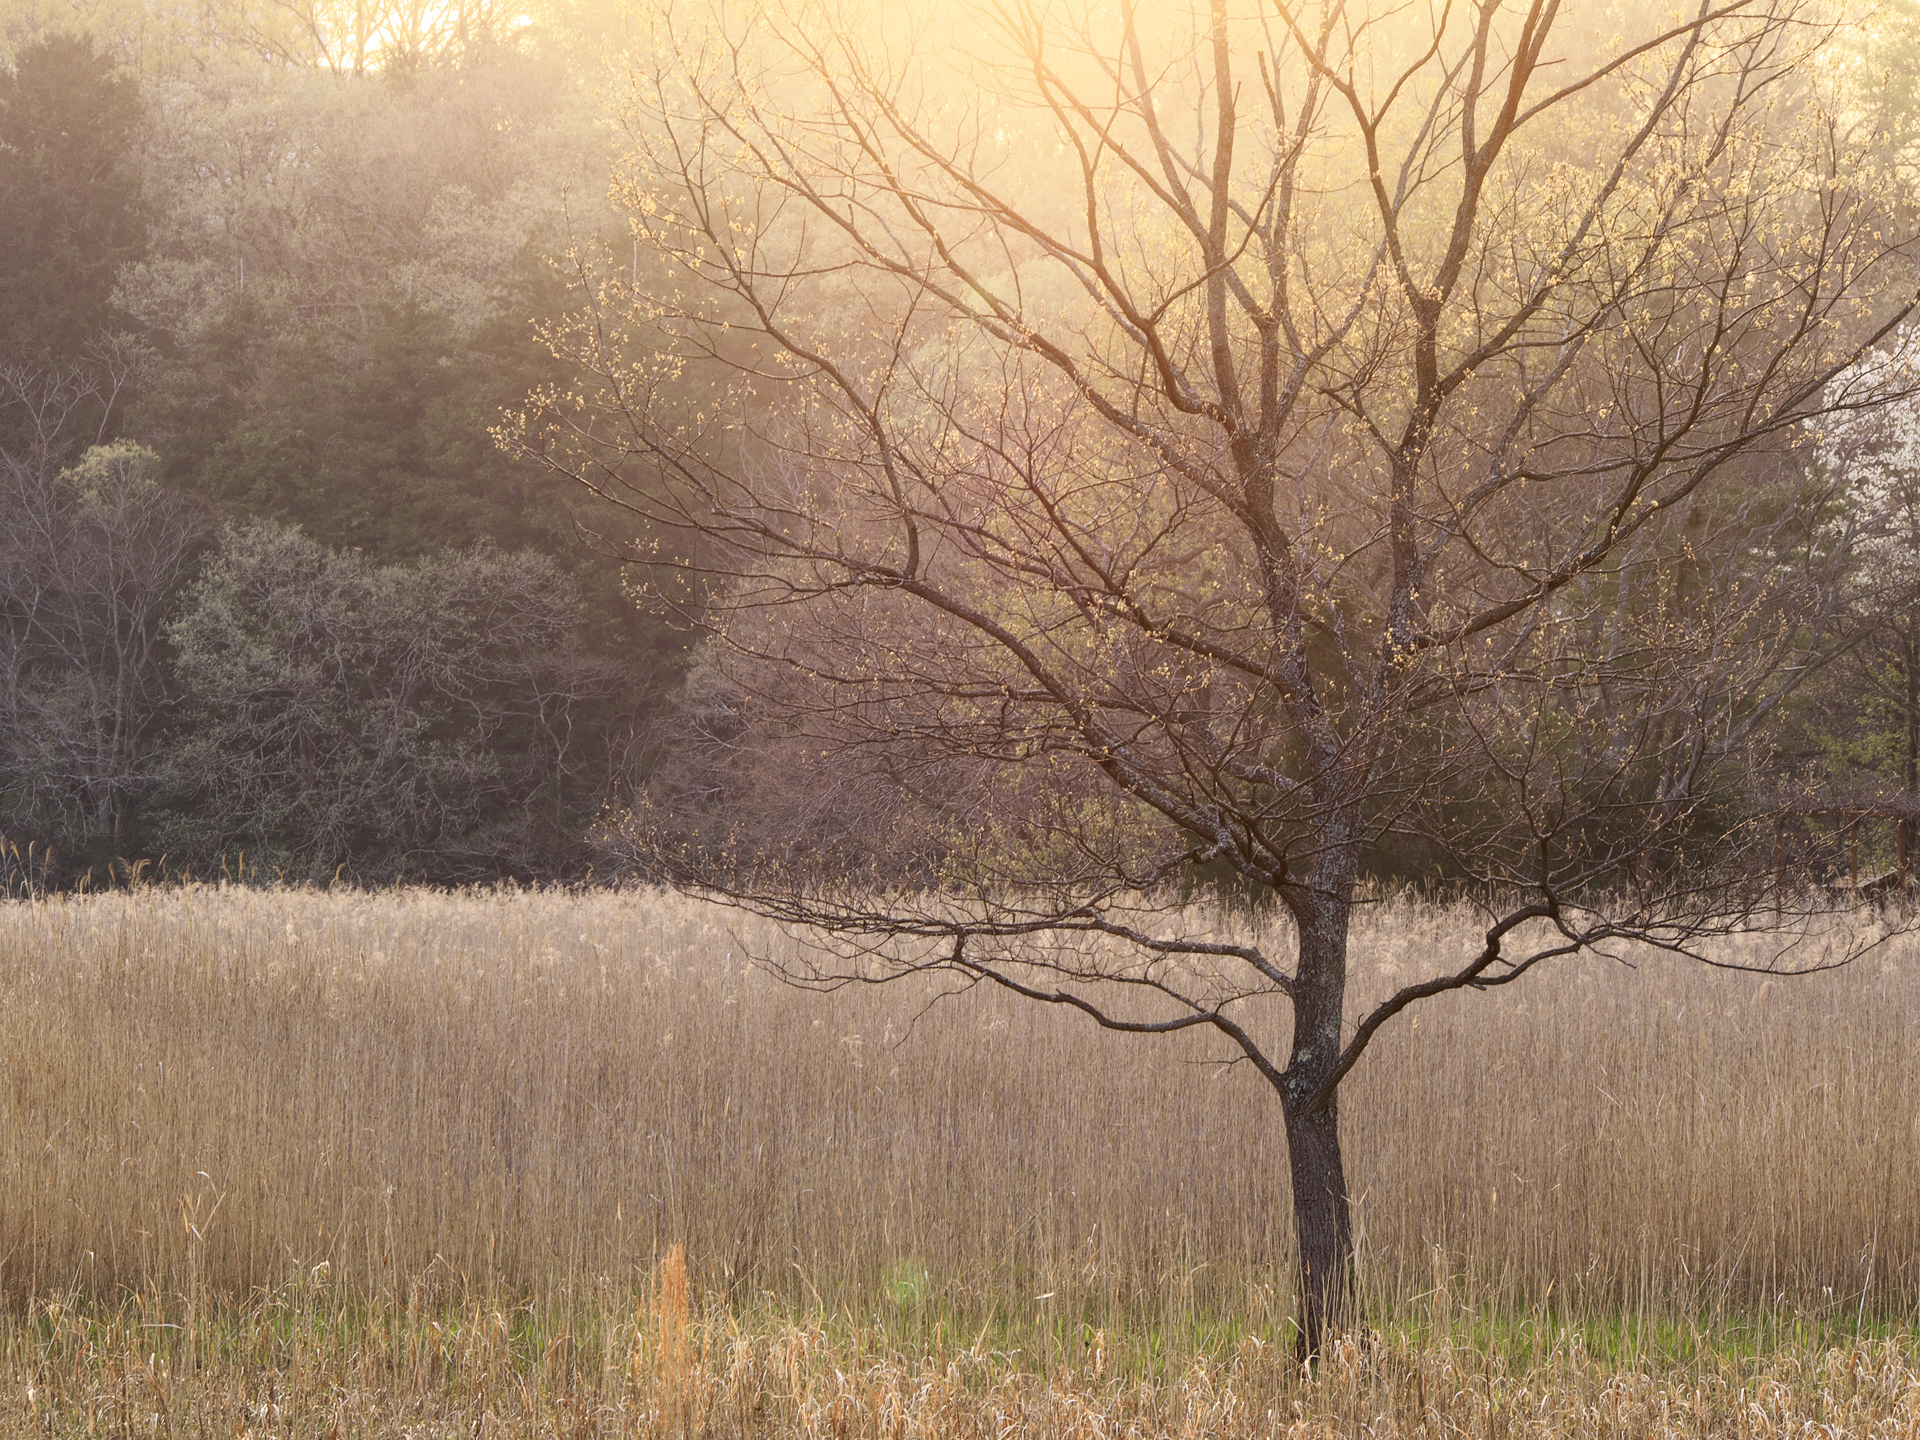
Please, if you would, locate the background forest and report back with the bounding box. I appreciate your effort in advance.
[0,0,685,885]
[8,0,1920,891]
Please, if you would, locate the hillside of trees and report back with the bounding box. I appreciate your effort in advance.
[6,0,1920,891]
[0,5,672,886]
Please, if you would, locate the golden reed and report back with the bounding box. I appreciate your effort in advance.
[0,884,1912,1324]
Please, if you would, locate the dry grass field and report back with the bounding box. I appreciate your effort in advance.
[0,1286,1917,1438]
[0,884,1915,1435]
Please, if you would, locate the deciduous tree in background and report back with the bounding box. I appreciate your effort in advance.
[1794,335,1920,801]
[531,0,1919,1354]
[0,362,206,865]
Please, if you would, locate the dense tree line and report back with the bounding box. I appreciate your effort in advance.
[0,17,669,886]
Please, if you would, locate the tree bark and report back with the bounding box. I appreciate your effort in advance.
[1279,882,1357,1361]
[1281,1083,1354,1361]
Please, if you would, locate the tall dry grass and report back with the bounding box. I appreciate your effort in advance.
[0,885,1912,1329]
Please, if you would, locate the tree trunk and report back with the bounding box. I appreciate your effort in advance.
[1280,883,1357,1361]
[1904,627,1917,796]
[1281,1085,1354,1360]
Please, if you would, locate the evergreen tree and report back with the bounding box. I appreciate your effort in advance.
[0,34,145,367]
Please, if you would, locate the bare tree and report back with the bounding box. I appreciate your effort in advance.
[521,0,1920,1354]
[0,411,206,865]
